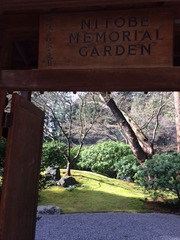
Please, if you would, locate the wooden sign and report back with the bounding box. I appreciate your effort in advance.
[39,9,173,68]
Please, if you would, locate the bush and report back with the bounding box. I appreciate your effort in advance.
[114,154,140,182]
[41,141,67,170]
[135,153,180,201]
[78,141,133,178]
[39,173,47,191]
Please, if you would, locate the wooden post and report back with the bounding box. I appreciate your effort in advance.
[0,94,44,240]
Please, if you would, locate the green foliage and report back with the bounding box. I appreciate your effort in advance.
[135,153,180,201]
[41,141,67,170]
[39,173,47,191]
[114,154,140,181]
[78,141,133,178]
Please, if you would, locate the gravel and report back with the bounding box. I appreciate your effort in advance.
[35,212,180,240]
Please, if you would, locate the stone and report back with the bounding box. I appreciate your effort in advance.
[37,205,61,215]
[57,176,78,187]
[45,166,61,181]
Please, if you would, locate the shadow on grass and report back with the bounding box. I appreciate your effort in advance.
[39,187,147,213]
[74,173,140,193]
[144,199,180,214]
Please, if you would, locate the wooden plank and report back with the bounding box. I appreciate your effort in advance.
[1,67,180,91]
[0,91,6,138]
[0,15,39,69]
[0,14,39,33]
[39,9,173,68]
[1,0,180,13]
[0,94,44,240]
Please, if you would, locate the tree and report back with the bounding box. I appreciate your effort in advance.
[99,92,153,163]
[174,92,180,152]
[99,91,177,160]
[130,92,175,151]
[33,92,100,176]
[33,91,177,167]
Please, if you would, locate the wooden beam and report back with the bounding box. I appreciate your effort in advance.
[0,91,6,138]
[1,0,180,13]
[0,67,180,91]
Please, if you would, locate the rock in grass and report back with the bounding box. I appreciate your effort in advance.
[57,176,78,187]
[37,205,61,215]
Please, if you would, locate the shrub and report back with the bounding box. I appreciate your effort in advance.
[39,173,47,191]
[41,141,67,170]
[114,154,140,181]
[78,141,133,178]
[135,153,180,201]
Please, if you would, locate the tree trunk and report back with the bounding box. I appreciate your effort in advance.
[174,92,180,152]
[66,161,71,176]
[121,109,154,158]
[100,92,153,162]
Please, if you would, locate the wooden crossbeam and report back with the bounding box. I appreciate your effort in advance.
[1,0,180,13]
[0,67,180,91]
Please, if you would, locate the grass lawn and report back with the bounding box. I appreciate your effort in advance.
[39,170,152,213]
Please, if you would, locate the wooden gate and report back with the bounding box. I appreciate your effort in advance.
[0,93,44,240]
[0,91,6,138]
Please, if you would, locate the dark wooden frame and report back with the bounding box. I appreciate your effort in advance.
[0,94,44,240]
[0,67,180,91]
[1,0,180,13]
[0,4,180,92]
[0,2,180,240]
